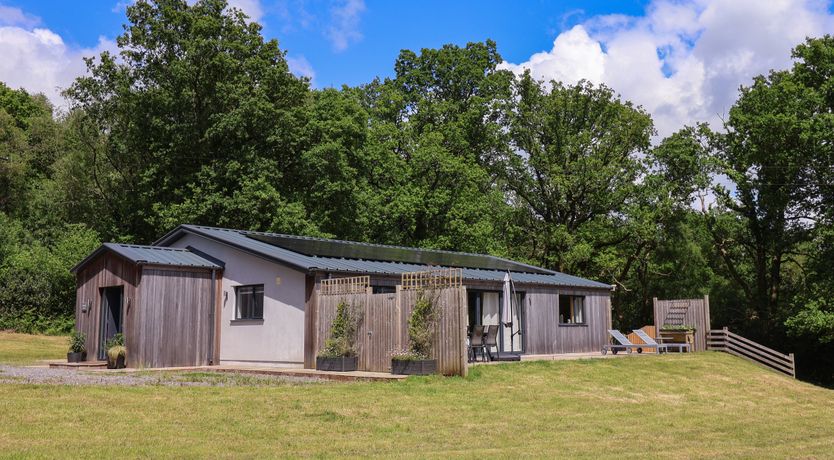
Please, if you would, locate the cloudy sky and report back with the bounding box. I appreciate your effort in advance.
[1,0,833,137]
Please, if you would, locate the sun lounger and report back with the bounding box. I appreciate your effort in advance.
[602,329,644,355]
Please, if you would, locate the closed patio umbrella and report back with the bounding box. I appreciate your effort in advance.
[502,272,513,352]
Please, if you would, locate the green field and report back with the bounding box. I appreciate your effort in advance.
[1,334,833,458]
[0,332,67,365]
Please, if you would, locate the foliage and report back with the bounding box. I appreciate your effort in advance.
[105,332,125,351]
[107,345,127,362]
[389,349,426,362]
[405,290,440,359]
[68,330,87,353]
[318,301,362,358]
[0,216,100,333]
[64,0,312,242]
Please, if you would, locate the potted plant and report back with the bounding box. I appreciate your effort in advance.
[316,301,362,372]
[105,333,126,369]
[391,290,439,375]
[660,324,696,350]
[67,330,87,363]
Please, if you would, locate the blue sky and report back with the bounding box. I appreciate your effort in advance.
[8,0,650,88]
[1,0,833,137]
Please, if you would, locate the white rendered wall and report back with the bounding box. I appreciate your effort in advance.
[169,233,306,367]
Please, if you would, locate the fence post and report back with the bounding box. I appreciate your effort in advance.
[789,353,796,378]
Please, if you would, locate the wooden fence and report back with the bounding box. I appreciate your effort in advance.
[653,296,711,351]
[315,285,468,376]
[707,328,795,377]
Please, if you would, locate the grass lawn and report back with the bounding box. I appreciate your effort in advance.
[1,336,833,458]
[0,332,67,365]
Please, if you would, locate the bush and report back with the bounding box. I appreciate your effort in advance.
[105,332,125,350]
[0,218,99,334]
[68,330,87,353]
[405,290,440,360]
[318,301,362,358]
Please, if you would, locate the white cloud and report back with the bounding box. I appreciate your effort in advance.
[0,4,40,27]
[227,0,264,23]
[325,0,365,52]
[287,54,315,85]
[500,0,834,139]
[0,23,116,112]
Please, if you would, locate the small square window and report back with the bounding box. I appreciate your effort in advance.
[235,285,264,320]
[559,295,585,324]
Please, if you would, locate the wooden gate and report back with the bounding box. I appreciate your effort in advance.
[314,272,468,376]
[653,296,711,351]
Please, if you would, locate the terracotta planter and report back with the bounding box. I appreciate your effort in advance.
[391,359,437,375]
[316,356,358,372]
[67,351,86,363]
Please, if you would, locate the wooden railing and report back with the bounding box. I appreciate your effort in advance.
[707,328,795,378]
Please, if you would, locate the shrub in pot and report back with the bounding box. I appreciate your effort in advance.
[316,300,362,372]
[67,330,87,363]
[105,333,126,369]
[391,290,440,375]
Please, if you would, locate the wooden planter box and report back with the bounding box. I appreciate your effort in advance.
[67,351,86,363]
[660,330,695,351]
[391,359,437,375]
[316,356,358,372]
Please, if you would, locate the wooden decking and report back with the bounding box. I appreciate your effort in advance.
[48,360,108,369]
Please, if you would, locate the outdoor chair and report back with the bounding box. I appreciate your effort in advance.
[601,329,644,355]
[468,325,487,362]
[483,325,499,361]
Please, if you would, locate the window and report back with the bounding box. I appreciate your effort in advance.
[235,285,264,320]
[559,295,585,324]
[372,285,396,294]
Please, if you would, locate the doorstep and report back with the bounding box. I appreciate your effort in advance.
[48,361,108,369]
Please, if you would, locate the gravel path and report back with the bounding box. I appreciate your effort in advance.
[0,365,322,387]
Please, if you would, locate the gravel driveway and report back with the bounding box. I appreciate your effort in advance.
[0,365,322,387]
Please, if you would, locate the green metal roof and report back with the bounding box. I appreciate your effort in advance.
[155,225,612,289]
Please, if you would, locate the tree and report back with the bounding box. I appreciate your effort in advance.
[704,38,831,338]
[65,0,313,241]
[351,41,514,252]
[501,73,654,277]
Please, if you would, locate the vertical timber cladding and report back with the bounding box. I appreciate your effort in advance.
[74,252,138,362]
[653,296,712,351]
[133,267,215,368]
[315,271,468,376]
[523,287,612,354]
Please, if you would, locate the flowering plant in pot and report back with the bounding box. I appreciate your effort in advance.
[67,330,87,363]
[105,333,126,369]
[391,290,439,375]
[316,300,362,372]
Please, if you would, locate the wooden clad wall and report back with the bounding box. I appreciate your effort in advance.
[314,286,468,376]
[74,253,138,361]
[133,267,216,368]
[524,288,612,354]
[653,296,711,351]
